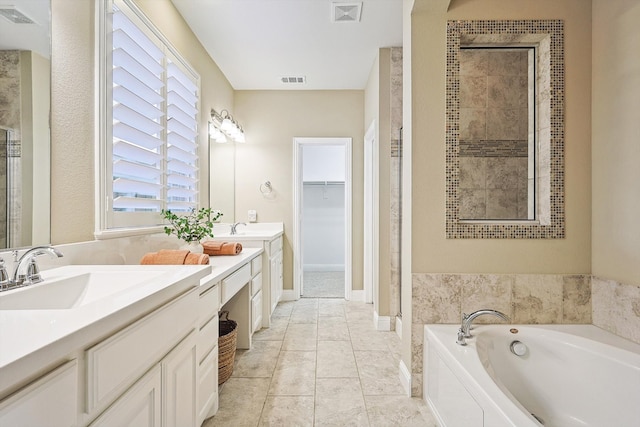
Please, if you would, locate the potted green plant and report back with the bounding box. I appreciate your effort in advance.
[161,207,222,253]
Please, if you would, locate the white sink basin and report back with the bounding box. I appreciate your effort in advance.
[0,269,165,310]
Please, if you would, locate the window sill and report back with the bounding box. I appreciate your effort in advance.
[94,226,165,240]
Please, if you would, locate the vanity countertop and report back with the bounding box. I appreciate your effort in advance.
[0,264,211,393]
[210,222,283,241]
[201,247,263,285]
[0,248,264,395]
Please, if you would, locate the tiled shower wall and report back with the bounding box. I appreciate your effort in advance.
[410,272,592,396]
[389,47,403,326]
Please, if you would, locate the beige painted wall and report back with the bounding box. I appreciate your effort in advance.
[50,0,234,244]
[51,0,95,244]
[591,0,640,286]
[233,90,364,292]
[411,0,592,275]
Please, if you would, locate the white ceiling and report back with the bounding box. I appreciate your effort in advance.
[170,0,403,90]
[0,0,50,58]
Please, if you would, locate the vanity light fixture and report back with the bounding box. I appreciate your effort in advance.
[210,108,245,143]
[208,122,227,143]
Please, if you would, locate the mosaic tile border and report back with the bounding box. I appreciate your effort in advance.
[445,20,565,239]
[459,139,528,157]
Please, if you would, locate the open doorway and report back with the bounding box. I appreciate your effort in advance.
[293,138,352,299]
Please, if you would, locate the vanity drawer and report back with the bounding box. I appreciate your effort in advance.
[197,347,218,424]
[85,288,197,413]
[197,314,218,364]
[269,237,282,255]
[251,271,262,296]
[251,256,262,275]
[198,281,220,327]
[221,264,251,305]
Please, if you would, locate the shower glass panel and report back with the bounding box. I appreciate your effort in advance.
[0,127,20,248]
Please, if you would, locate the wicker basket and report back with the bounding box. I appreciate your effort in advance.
[218,310,238,385]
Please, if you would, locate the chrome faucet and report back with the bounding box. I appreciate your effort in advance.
[0,246,64,291]
[456,309,510,346]
[230,222,246,235]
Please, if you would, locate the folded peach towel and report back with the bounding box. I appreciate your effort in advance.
[202,241,242,256]
[140,249,209,265]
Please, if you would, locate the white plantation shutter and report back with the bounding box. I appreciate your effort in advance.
[166,60,199,212]
[104,0,200,229]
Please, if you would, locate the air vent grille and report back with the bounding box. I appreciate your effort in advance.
[281,76,306,84]
[331,2,362,23]
[0,7,35,24]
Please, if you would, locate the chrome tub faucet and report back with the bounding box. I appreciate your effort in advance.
[456,309,510,346]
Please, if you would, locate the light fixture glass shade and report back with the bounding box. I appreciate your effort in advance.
[221,117,233,132]
[234,132,245,143]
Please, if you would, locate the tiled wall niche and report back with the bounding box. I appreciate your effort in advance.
[410,272,591,396]
[459,48,531,220]
[446,20,565,239]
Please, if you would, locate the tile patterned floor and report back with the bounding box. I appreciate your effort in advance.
[302,272,345,298]
[203,298,437,427]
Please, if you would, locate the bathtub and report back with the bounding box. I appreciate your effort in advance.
[423,324,640,427]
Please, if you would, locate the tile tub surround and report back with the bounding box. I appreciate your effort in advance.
[204,298,437,426]
[410,272,591,397]
[592,276,640,345]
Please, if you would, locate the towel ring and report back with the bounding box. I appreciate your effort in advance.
[260,181,273,194]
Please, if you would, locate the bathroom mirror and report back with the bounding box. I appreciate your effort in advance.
[446,20,565,239]
[0,0,51,249]
[209,135,235,222]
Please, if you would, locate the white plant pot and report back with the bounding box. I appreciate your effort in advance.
[180,241,204,253]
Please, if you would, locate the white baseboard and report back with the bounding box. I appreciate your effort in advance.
[373,311,391,331]
[349,290,364,301]
[280,290,298,301]
[395,316,402,339]
[303,264,345,272]
[399,359,411,397]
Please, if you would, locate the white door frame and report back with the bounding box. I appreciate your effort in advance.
[293,137,353,300]
[363,121,379,304]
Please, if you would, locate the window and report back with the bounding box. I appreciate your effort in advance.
[100,0,200,231]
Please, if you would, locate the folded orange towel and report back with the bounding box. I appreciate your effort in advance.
[185,253,209,265]
[140,249,209,265]
[203,241,225,251]
[202,241,242,256]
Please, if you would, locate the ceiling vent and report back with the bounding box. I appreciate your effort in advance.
[281,76,306,84]
[331,2,362,23]
[0,6,35,24]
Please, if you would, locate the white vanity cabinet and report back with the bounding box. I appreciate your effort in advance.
[196,276,220,425]
[193,247,263,423]
[234,234,283,328]
[0,265,210,427]
[162,330,198,427]
[86,288,199,426]
[269,239,283,315]
[251,256,263,333]
[90,365,161,427]
[0,360,78,427]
